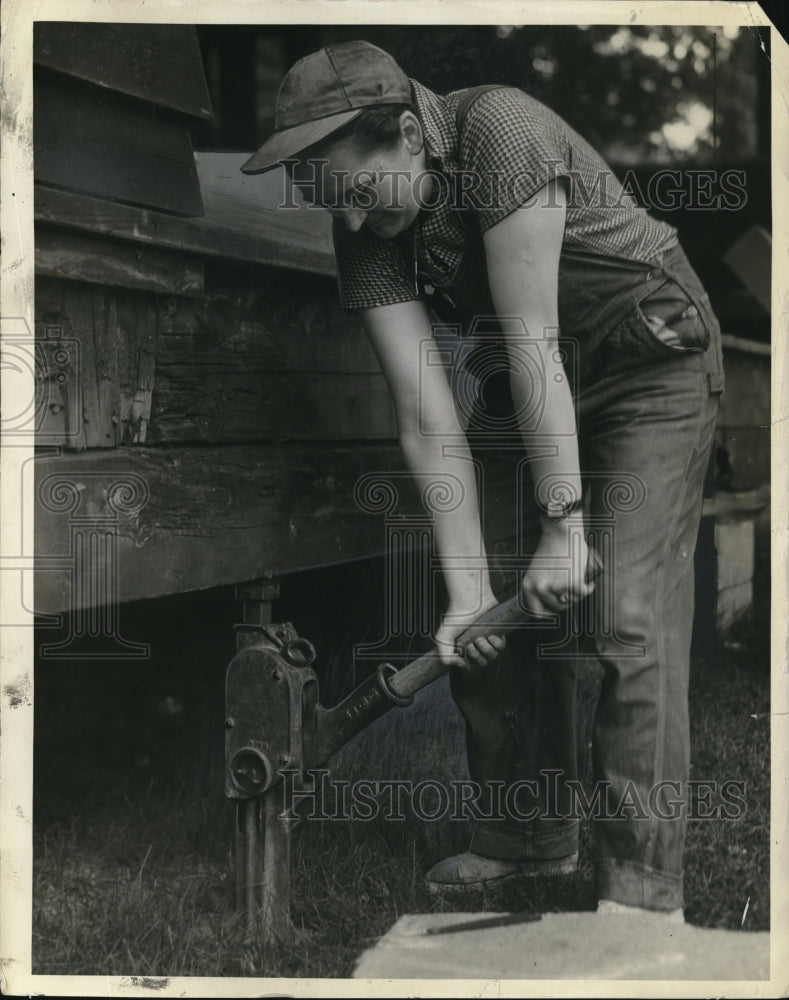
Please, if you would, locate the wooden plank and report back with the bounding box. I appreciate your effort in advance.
[150,269,395,443]
[33,443,411,613]
[195,152,333,257]
[718,351,770,428]
[109,291,159,446]
[34,23,212,120]
[157,269,372,370]
[147,370,397,443]
[36,229,204,297]
[35,186,337,277]
[702,484,770,522]
[33,442,520,613]
[35,276,160,449]
[723,224,771,314]
[34,78,204,218]
[64,282,118,450]
[721,333,771,358]
[35,279,108,449]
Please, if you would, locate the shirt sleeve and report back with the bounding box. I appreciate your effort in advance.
[457,87,572,233]
[332,217,420,311]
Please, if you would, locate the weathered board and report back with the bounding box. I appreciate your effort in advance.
[35,186,337,278]
[34,22,212,120]
[148,370,395,443]
[36,230,204,298]
[34,77,204,218]
[149,264,397,443]
[717,338,770,491]
[35,277,158,448]
[194,153,333,258]
[35,261,397,447]
[156,270,375,373]
[32,442,522,614]
[32,443,411,614]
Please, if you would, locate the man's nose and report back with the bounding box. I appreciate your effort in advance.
[344,207,368,232]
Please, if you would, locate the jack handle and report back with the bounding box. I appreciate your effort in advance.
[386,545,603,701]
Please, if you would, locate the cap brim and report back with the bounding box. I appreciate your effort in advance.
[240,108,365,174]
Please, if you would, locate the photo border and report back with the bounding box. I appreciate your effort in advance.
[1,1,785,996]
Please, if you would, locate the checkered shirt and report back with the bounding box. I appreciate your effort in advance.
[332,80,678,312]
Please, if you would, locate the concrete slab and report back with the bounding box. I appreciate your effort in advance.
[352,911,769,981]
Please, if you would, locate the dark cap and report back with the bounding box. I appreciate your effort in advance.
[240,40,412,174]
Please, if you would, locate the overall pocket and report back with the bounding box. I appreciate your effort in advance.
[613,278,711,361]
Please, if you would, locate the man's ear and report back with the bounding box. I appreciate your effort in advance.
[399,111,425,155]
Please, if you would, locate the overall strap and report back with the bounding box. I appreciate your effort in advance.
[454,84,509,135]
[452,85,509,234]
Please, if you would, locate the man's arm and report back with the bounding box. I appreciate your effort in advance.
[360,298,504,666]
[483,179,593,613]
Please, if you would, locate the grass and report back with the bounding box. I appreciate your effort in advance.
[32,533,771,978]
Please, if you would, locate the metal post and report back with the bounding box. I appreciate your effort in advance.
[261,791,293,945]
[231,576,281,940]
[234,797,263,938]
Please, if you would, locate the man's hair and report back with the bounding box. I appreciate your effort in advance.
[304,103,415,158]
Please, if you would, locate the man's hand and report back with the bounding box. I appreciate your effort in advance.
[435,593,507,668]
[521,517,595,616]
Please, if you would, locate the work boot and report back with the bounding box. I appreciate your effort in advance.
[425,850,579,894]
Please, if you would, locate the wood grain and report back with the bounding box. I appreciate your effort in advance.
[36,230,204,298]
[35,186,337,277]
[34,23,212,120]
[34,442,520,613]
[35,277,160,448]
[33,443,412,612]
[34,77,204,218]
[151,271,396,442]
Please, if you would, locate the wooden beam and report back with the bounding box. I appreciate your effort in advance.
[34,23,212,120]
[33,443,522,614]
[33,443,412,613]
[148,371,397,443]
[151,276,395,442]
[156,270,371,372]
[35,186,337,277]
[34,77,205,218]
[702,484,769,523]
[721,333,771,358]
[36,229,204,298]
[723,225,771,314]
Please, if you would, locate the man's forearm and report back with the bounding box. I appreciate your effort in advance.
[508,335,583,512]
[399,429,495,611]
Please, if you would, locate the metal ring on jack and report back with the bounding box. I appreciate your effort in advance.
[280,636,317,666]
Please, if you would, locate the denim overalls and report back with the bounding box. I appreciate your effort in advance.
[420,231,724,911]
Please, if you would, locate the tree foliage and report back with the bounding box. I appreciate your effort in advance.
[323,24,762,165]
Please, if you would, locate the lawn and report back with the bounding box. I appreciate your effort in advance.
[32,529,770,978]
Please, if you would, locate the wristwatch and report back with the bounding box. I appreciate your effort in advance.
[542,497,584,520]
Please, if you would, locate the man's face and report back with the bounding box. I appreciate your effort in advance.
[290,113,431,238]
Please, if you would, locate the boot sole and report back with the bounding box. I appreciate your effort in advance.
[426,853,578,895]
